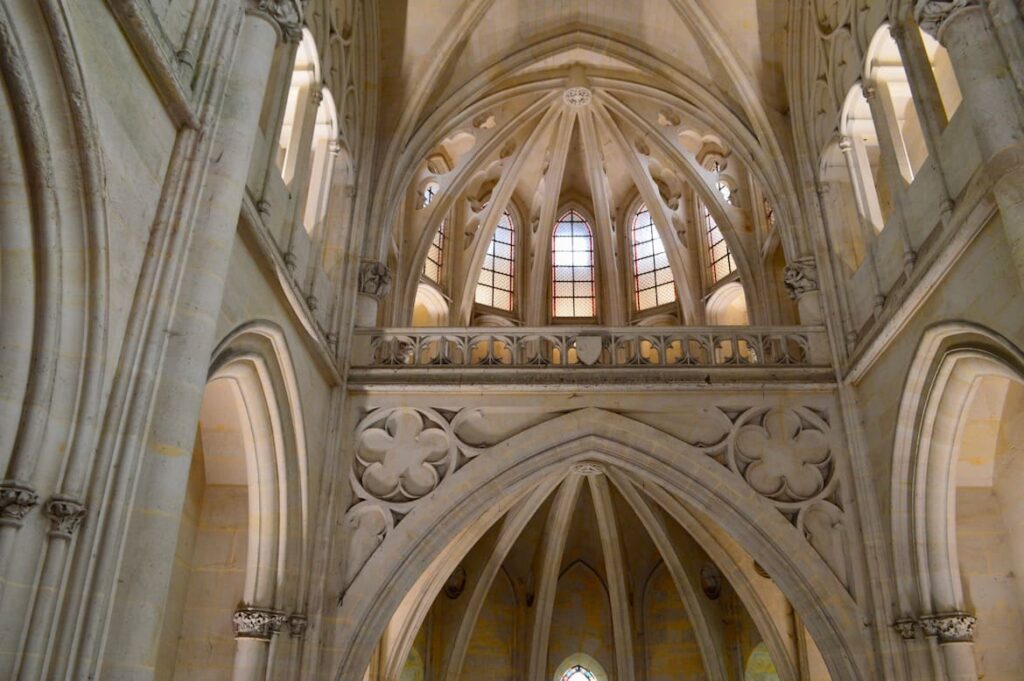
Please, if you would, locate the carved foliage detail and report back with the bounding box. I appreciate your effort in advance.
[358,261,392,299]
[46,496,86,537]
[784,257,819,300]
[914,0,981,40]
[233,607,288,640]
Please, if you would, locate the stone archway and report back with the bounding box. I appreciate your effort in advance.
[335,408,871,681]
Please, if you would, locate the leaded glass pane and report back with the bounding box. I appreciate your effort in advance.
[473,211,516,311]
[631,204,676,311]
[551,210,597,318]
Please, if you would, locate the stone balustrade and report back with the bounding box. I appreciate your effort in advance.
[351,326,829,370]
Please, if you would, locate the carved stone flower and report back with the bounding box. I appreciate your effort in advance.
[735,409,830,503]
[357,408,450,500]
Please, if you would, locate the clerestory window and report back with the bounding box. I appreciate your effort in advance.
[551,210,596,318]
[475,211,515,311]
[631,203,675,311]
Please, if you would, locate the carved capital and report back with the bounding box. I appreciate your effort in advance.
[919,612,976,643]
[358,260,392,299]
[233,606,288,640]
[46,496,86,538]
[246,0,304,43]
[288,614,308,638]
[914,0,983,42]
[783,257,819,301]
[0,481,39,527]
[893,618,917,640]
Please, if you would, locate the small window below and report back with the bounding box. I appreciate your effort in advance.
[560,666,596,681]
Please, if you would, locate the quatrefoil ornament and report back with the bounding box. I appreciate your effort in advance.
[731,408,833,506]
[354,408,455,504]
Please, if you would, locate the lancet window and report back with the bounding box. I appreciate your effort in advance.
[551,210,596,318]
[422,185,447,284]
[631,203,676,311]
[702,199,735,285]
[475,211,516,311]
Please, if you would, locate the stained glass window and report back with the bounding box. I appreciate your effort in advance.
[475,211,515,310]
[560,665,596,681]
[551,210,596,318]
[631,203,676,311]
[422,185,447,284]
[702,198,735,284]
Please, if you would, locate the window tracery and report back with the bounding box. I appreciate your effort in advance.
[551,210,596,318]
[475,211,515,311]
[631,203,675,311]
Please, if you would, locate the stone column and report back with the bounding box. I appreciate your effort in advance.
[96,4,300,680]
[920,612,978,681]
[232,607,287,681]
[784,258,831,364]
[916,0,1024,287]
[355,260,392,327]
[15,497,86,681]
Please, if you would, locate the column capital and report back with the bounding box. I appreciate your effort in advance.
[233,606,288,640]
[0,480,39,527]
[46,495,86,538]
[914,1,983,42]
[358,260,393,300]
[246,0,304,44]
[919,612,976,643]
[784,256,819,301]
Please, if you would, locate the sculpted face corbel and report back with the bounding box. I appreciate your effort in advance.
[246,0,304,43]
[914,0,982,42]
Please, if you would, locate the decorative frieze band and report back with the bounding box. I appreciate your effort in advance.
[0,481,39,527]
[46,496,86,538]
[914,0,982,41]
[358,261,392,299]
[233,607,288,641]
[895,612,977,643]
[246,0,304,43]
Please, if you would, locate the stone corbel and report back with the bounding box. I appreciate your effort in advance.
[358,260,392,300]
[783,257,819,301]
[246,0,304,43]
[914,0,983,42]
[893,618,917,640]
[919,612,977,643]
[0,481,39,527]
[287,613,308,638]
[46,496,86,538]
[233,606,288,640]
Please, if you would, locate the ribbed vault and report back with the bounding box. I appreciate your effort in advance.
[369,2,803,328]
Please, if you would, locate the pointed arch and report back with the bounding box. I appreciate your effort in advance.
[630,202,677,311]
[334,409,870,681]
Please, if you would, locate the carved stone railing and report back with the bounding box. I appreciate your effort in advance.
[351,326,829,370]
